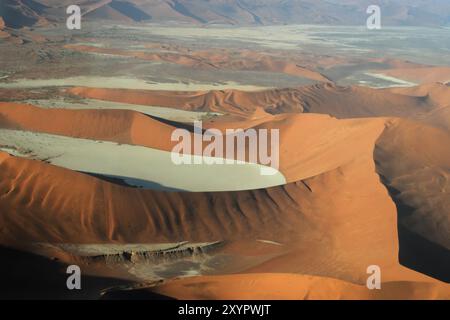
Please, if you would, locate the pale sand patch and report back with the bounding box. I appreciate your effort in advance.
[32,241,224,281]
[20,98,221,123]
[71,42,106,48]
[117,24,314,49]
[364,73,417,88]
[33,241,220,257]
[81,52,134,59]
[0,76,269,91]
[256,240,283,246]
[0,129,286,192]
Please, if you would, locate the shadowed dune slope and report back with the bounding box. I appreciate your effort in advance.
[0,0,48,29]
[375,118,450,250]
[375,118,450,282]
[0,244,131,299]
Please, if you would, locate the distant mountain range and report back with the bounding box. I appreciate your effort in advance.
[1,0,450,29]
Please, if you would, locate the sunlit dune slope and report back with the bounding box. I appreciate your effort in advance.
[1,113,448,284]
[67,83,440,119]
[0,102,178,151]
[1,103,386,184]
[67,86,305,116]
[149,273,450,300]
[415,107,450,132]
[64,44,330,82]
[0,147,405,284]
[385,83,450,108]
[384,83,450,131]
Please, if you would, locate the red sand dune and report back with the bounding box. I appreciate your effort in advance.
[415,106,450,132]
[0,102,385,183]
[385,83,450,109]
[0,146,412,285]
[0,102,179,151]
[66,83,450,141]
[1,113,449,287]
[150,273,450,300]
[0,102,276,164]
[369,58,426,70]
[384,83,450,131]
[64,44,330,82]
[377,67,450,84]
[2,100,447,186]
[67,86,304,116]
[2,85,450,298]
[67,83,441,119]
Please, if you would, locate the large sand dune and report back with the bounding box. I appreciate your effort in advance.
[64,44,330,83]
[377,67,450,85]
[0,129,286,191]
[2,2,450,300]
[67,83,444,120]
[149,273,450,300]
[19,98,220,123]
[0,76,267,91]
[0,102,387,183]
[0,148,403,284]
[0,102,179,151]
[1,86,450,298]
[1,113,449,286]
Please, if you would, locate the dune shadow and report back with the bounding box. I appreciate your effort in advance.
[146,114,207,133]
[78,171,185,192]
[109,1,152,21]
[99,288,175,300]
[378,174,450,283]
[0,245,132,299]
